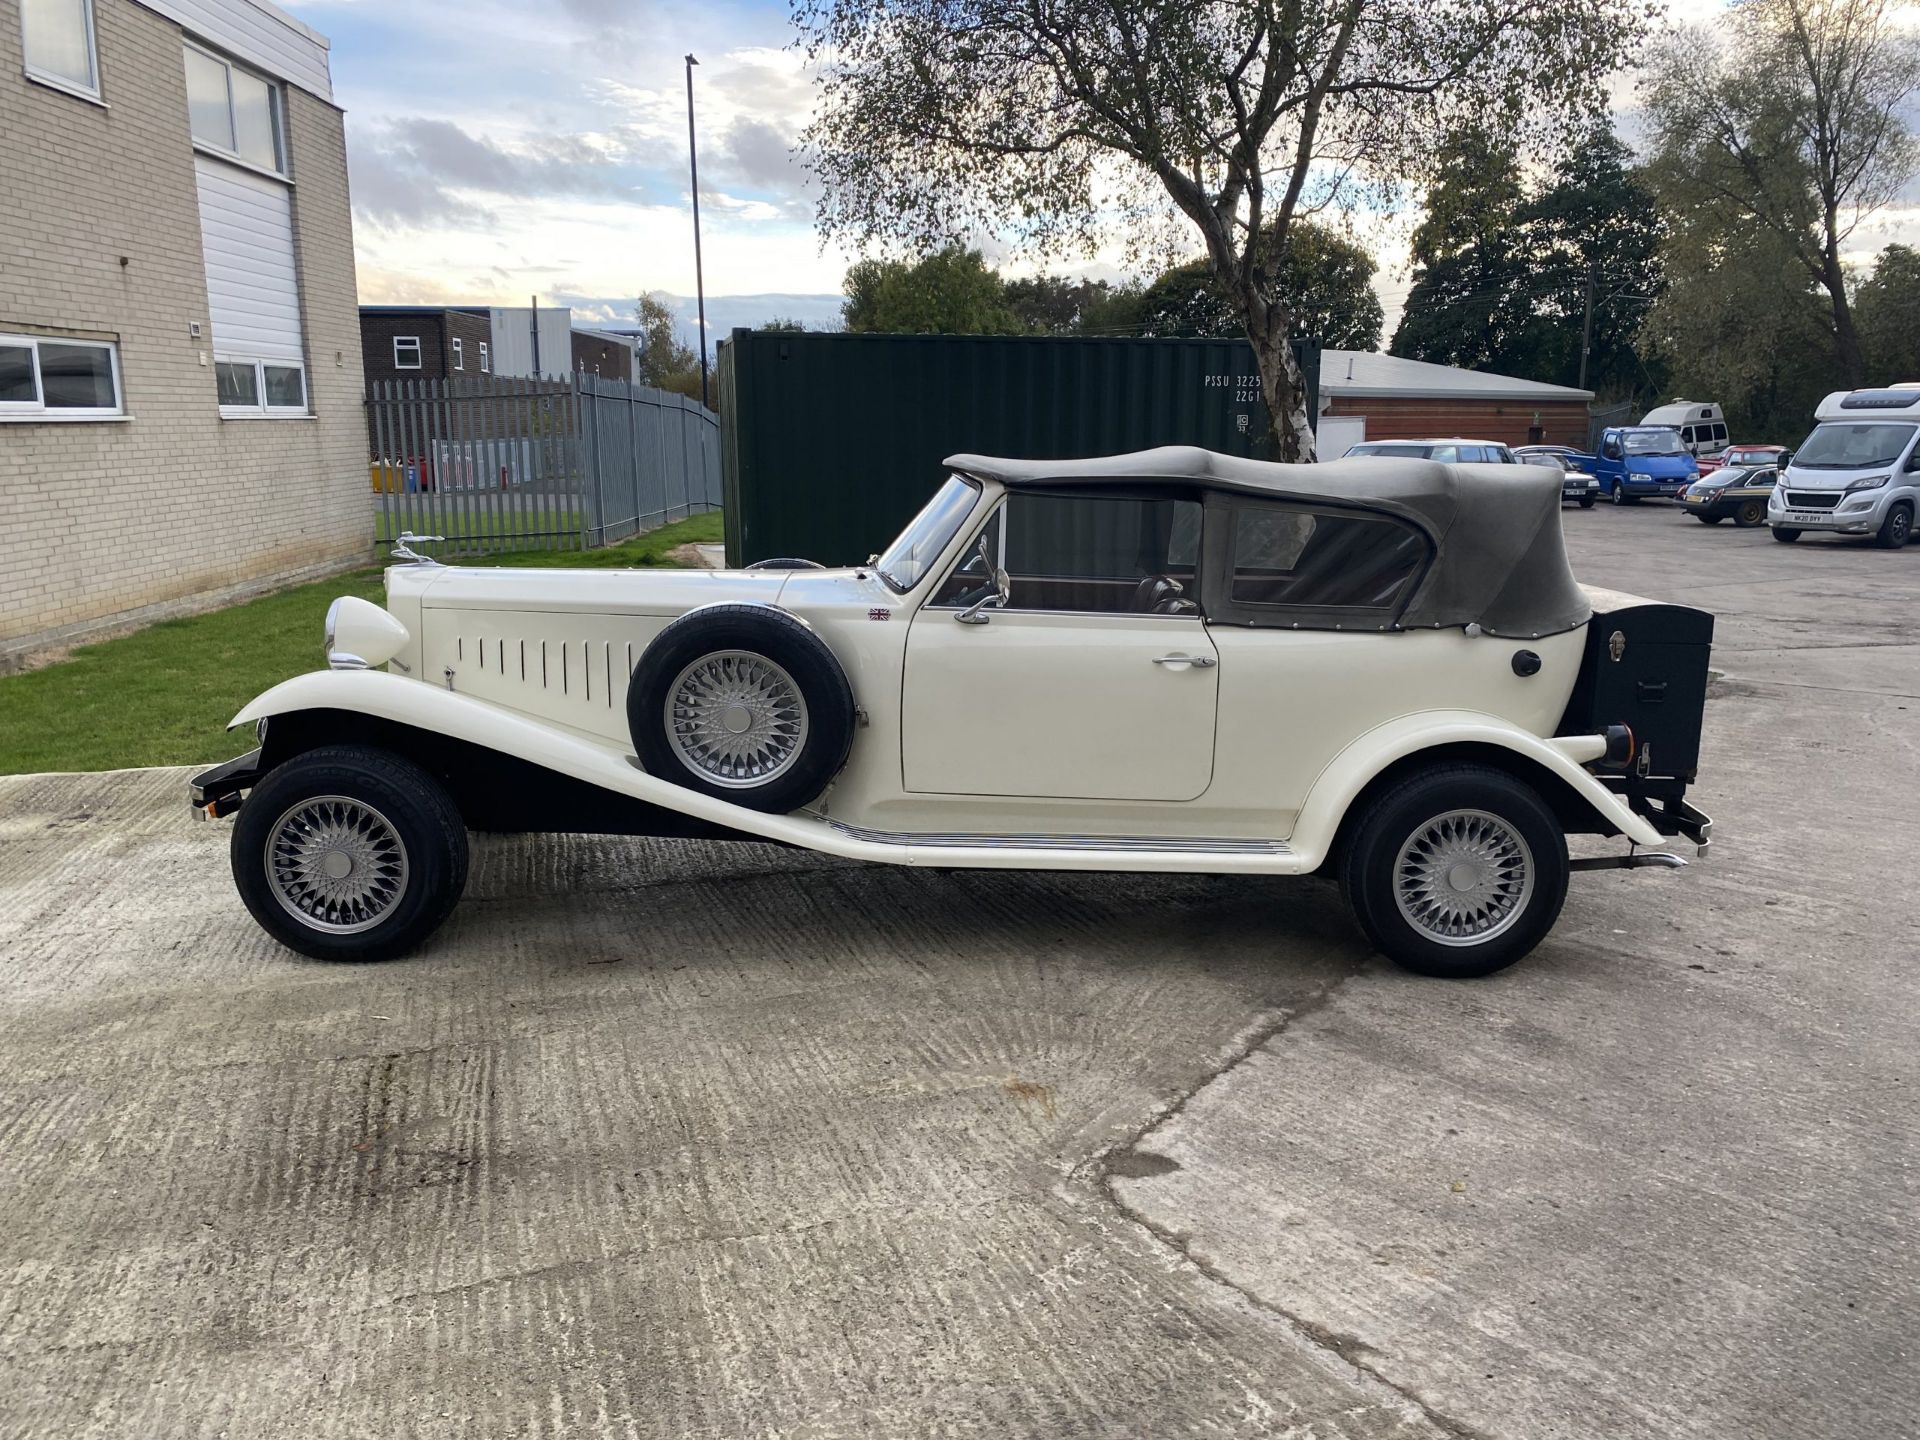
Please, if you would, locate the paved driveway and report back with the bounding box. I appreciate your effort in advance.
[2,506,1916,1439]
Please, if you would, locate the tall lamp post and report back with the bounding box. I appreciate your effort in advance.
[685,52,709,408]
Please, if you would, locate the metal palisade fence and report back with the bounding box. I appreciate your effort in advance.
[367,374,722,557]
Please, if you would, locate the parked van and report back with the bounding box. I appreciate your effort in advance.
[1769,389,1920,548]
[1641,401,1729,462]
[1588,426,1699,503]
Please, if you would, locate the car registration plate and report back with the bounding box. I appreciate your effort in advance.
[1786,512,1826,524]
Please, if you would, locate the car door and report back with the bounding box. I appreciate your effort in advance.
[901,489,1219,802]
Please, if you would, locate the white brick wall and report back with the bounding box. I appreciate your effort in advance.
[0,0,370,655]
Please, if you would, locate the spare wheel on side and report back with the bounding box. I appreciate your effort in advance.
[628,603,855,814]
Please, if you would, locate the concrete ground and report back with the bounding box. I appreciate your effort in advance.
[1,506,1915,1439]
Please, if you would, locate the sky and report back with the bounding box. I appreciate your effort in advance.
[288,0,1917,347]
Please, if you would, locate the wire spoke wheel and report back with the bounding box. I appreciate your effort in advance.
[265,795,411,935]
[1392,808,1535,948]
[664,649,811,788]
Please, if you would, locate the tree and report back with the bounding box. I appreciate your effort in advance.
[794,0,1646,458]
[1639,202,1834,442]
[633,292,701,398]
[759,316,810,332]
[1640,0,1920,386]
[1855,244,1920,383]
[1124,221,1383,349]
[1393,125,1664,402]
[1390,130,1529,372]
[1004,275,1128,334]
[841,247,1024,334]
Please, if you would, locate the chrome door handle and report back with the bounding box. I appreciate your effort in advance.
[1152,654,1216,668]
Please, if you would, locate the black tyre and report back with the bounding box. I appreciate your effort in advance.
[1771,526,1801,543]
[1874,503,1912,549]
[1610,485,1631,506]
[629,603,855,814]
[1735,499,1766,528]
[1578,495,1596,509]
[1695,513,1723,524]
[1339,765,1569,979]
[232,745,468,962]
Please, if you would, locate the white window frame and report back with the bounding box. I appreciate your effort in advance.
[20,0,101,103]
[393,336,422,370]
[184,40,287,179]
[478,341,490,373]
[0,332,124,420]
[215,355,308,418]
[451,337,463,371]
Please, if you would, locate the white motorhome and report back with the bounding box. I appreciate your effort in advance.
[1769,388,1920,548]
[1641,401,1729,461]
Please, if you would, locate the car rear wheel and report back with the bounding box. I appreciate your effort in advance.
[629,604,855,814]
[1771,526,1802,543]
[1339,765,1568,979]
[232,746,468,962]
[1695,513,1723,524]
[1735,500,1766,528]
[1874,503,1912,549]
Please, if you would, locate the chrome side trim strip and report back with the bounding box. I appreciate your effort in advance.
[824,819,1288,855]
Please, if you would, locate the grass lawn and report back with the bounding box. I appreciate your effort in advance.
[0,511,726,775]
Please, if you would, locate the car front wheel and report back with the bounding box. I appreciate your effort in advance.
[231,745,469,961]
[1735,500,1766,528]
[1874,503,1912,549]
[1339,765,1569,979]
[1772,526,1801,543]
[1578,495,1596,509]
[1610,485,1629,506]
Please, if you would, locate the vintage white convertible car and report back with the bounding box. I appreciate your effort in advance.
[194,447,1713,978]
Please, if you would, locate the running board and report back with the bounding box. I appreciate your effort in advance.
[823,819,1290,856]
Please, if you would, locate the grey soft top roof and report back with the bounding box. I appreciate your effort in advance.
[944,445,1589,637]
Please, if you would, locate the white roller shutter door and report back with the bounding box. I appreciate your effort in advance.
[195,154,304,365]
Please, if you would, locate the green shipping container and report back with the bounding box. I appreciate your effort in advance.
[717,331,1320,566]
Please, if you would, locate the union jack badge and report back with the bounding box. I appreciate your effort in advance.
[868,607,892,622]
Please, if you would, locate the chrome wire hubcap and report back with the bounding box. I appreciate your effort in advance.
[1393,808,1534,947]
[265,796,410,934]
[664,650,809,788]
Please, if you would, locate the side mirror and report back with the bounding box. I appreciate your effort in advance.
[1776,452,1791,470]
[955,532,1011,625]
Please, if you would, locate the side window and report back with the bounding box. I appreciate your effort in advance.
[1430,445,1459,462]
[1680,425,1696,446]
[1225,503,1427,616]
[1904,445,1920,473]
[929,492,1203,615]
[1713,423,1728,444]
[22,0,98,97]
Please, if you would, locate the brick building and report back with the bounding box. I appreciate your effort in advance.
[1316,350,1593,455]
[1,0,368,665]
[359,306,495,386]
[570,328,638,382]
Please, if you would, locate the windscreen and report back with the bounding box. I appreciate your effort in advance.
[876,475,980,591]
[1793,422,1916,470]
[1622,429,1684,456]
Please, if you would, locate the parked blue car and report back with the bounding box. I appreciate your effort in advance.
[1585,427,1699,503]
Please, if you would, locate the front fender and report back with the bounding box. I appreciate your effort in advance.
[231,670,869,856]
[1287,710,1665,865]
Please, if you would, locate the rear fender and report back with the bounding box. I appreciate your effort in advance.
[1288,710,1665,866]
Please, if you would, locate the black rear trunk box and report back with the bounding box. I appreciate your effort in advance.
[1558,601,1714,781]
